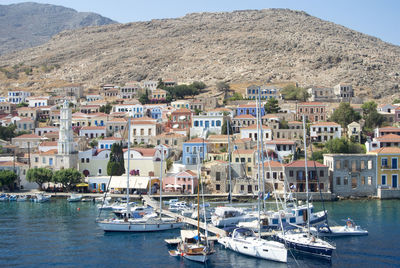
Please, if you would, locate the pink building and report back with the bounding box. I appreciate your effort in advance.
[162,170,197,194]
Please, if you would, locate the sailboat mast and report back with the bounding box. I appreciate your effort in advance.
[126,117,132,215]
[257,87,266,212]
[159,148,163,219]
[227,119,232,204]
[302,116,311,236]
[197,153,201,242]
[256,96,262,238]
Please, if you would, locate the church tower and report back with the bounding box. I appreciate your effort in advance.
[58,100,75,155]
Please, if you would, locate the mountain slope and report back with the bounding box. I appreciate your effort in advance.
[0,2,116,55]
[0,9,399,100]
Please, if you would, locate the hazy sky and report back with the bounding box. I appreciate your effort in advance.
[1,0,399,45]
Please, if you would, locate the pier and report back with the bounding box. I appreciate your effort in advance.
[142,195,227,237]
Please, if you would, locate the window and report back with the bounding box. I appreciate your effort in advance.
[247,185,252,193]
[320,170,324,177]
[289,170,294,177]
[216,172,221,181]
[186,147,189,153]
[335,160,341,169]
[216,184,220,191]
[247,167,251,172]
[336,177,341,185]
[381,175,387,185]
[240,185,244,191]
[98,169,102,174]
[360,160,365,170]
[368,160,373,169]
[86,158,89,163]
[361,176,365,185]
[368,176,372,185]
[235,158,239,163]
[392,158,398,169]
[344,176,348,185]
[248,158,251,162]
[240,158,245,163]
[382,158,388,167]
[35,157,39,163]
[42,157,46,164]
[352,177,357,189]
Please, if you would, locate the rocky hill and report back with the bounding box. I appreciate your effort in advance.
[0,2,116,55]
[0,9,399,100]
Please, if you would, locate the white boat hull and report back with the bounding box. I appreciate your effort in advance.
[218,237,287,263]
[183,253,209,263]
[310,226,368,237]
[97,219,184,232]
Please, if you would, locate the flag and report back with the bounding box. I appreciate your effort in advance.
[264,192,270,200]
[193,235,200,241]
[258,191,263,200]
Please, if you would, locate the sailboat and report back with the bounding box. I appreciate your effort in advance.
[218,90,288,263]
[273,116,336,259]
[97,117,183,232]
[169,153,214,263]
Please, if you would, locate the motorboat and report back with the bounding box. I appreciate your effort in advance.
[113,206,156,219]
[31,193,51,203]
[16,195,28,202]
[211,207,257,227]
[95,193,112,203]
[191,208,212,221]
[238,204,327,231]
[97,215,184,232]
[0,194,9,202]
[169,201,191,213]
[218,228,287,263]
[274,230,335,259]
[163,198,178,206]
[67,194,83,202]
[169,230,214,263]
[8,195,17,201]
[310,219,368,237]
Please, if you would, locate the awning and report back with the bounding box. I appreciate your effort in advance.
[76,183,89,187]
[109,177,151,190]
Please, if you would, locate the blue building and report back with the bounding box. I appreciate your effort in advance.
[182,138,208,165]
[236,103,265,117]
[150,107,162,120]
[245,85,280,100]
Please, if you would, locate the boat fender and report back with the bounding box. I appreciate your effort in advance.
[216,234,220,238]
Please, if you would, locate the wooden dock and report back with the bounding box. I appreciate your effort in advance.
[142,195,227,237]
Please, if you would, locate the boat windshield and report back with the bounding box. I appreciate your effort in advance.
[233,228,255,238]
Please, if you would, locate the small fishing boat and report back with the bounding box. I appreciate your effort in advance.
[0,194,9,202]
[310,219,368,237]
[16,195,28,202]
[31,193,51,203]
[169,230,214,263]
[67,194,83,202]
[9,195,17,201]
[211,207,257,227]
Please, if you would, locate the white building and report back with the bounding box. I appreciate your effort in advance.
[86,94,103,102]
[310,122,342,142]
[265,139,296,161]
[240,124,272,141]
[98,137,124,149]
[333,84,354,101]
[8,90,31,104]
[171,100,190,109]
[79,126,107,139]
[114,103,144,118]
[142,80,158,91]
[79,149,110,177]
[190,112,225,137]
[130,117,162,144]
[27,97,49,107]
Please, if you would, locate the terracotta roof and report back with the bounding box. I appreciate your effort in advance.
[261,160,284,168]
[237,104,257,108]
[17,117,33,122]
[101,137,123,141]
[242,124,270,130]
[185,138,208,144]
[311,122,340,127]
[207,135,230,140]
[80,126,106,131]
[234,114,256,119]
[298,102,326,106]
[266,139,295,145]
[40,141,58,146]
[232,149,255,155]
[40,149,58,155]
[379,127,400,132]
[288,121,302,124]
[369,147,400,154]
[173,108,191,113]
[133,148,157,157]
[285,160,327,168]
[176,170,197,177]
[13,134,41,139]
[376,134,400,142]
[108,117,127,122]
[0,161,26,167]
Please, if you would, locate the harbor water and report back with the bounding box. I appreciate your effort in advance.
[0,199,399,267]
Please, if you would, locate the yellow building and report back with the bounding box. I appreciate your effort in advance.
[232,149,256,176]
[368,147,400,188]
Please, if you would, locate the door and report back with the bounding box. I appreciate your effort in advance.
[205,121,209,129]
[393,175,398,188]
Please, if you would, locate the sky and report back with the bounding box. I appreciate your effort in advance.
[1,0,399,46]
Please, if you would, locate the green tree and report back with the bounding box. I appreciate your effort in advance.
[281,85,309,101]
[229,92,243,101]
[330,102,361,128]
[362,101,384,131]
[99,103,112,114]
[264,97,281,114]
[194,108,202,115]
[0,124,16,141]
[192,81,206,90]
[216,81,231,100]
[324,138,365,154]
[52,168,83,191]
[16,102,28,108]
[139,90,150,104]
[107,142,125,176]
[157,78,165,89]
[0,170,17,190]
[279,119,289,129]
[89,139,98,148]
[26,168,53,190]
[221,119,233,135]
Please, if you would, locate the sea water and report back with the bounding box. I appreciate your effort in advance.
[0,199,399,267]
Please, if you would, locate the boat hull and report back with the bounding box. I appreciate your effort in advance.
[183,253,209,263]
[97,221,184,232]
[218,237,287,263]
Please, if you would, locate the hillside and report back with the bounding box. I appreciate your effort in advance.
[0,2,116,55]
[0,8,399,101]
